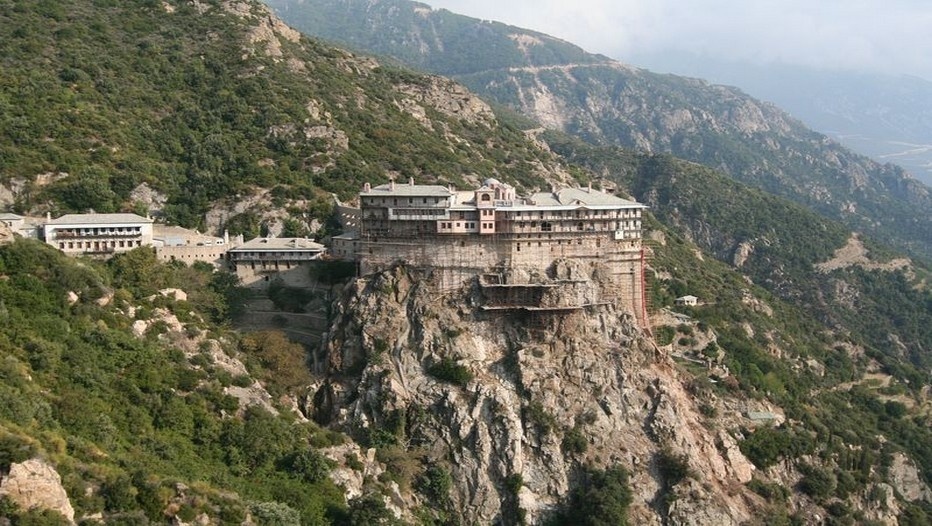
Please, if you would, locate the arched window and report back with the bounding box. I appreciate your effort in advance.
[481,193,491,201]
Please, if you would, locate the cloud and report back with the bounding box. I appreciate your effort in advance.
[424,0,932,79]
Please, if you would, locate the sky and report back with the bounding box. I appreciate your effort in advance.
[423,0,932,80]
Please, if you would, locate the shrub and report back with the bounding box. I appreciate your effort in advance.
[347,492,393,526]
[523,401,557,435]
[286,449,333,484]
[552,466,632,526]
[798,463,836,500]
[418,463,453,503]
[505,473,524,495]
[654,326,675,346]
[250,501,301,526]
[427,358,473,387]
[562,426,588,455]
[267,279,315,313]
[656,447,691,486]
[747,478,789,501]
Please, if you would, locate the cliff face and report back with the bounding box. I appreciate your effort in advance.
[316,263,758,524]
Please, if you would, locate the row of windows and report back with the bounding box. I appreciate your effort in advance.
[363,197,446,206]
[392,208,447,216]
[59,240,141,250]
[515,239,587,251]
[439,222,477,229]
[55,227,142,235]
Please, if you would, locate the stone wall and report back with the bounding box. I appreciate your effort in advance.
[360,233,647,325]
[156,245,228,265]
[233,261,315,289]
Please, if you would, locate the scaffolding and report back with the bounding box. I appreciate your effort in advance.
[358,227,650,327]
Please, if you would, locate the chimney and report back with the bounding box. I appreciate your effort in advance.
[389,178,395,191]
[588,182,592,193]
[363,182,371,193]
[409,177,415,186]
[46,212,52,222]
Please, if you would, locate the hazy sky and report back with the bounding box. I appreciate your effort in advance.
[423,0,932,79]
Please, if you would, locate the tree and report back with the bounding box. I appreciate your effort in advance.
[553,466,633,526]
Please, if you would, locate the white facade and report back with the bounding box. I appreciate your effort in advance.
[227,237,326,287]
[675,295,699,306]
[43,213,154,255]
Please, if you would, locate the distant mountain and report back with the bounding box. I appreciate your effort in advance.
[1,1,931,524]
[630,53,932,186]
[266,0,932,259]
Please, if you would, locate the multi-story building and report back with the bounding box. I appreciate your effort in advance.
[359,178,649,325]
[227,237,326,288]
[43,213,154,255]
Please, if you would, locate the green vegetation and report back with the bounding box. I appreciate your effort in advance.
[267,278,316,312]
[426,357,474,387]
[549,466,633,525]
[561,425,588,455]
[0,0,569,229]
[0,240,345,523]
[271,0,932,260]
[266,0,600,77]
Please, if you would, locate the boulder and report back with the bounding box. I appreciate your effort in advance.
[0,458,75,523]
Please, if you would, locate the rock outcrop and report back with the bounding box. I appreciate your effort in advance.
[318,263,759,524]
[0,458,76,523]
[0,222,14,245]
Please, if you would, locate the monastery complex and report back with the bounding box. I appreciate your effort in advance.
[358,178,649,325]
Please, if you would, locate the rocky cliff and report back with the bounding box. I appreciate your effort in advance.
[315,263,761,524]
[0,458,75,523]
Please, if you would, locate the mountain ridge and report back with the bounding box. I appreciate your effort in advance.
[0,0,929,523]
[266,0,932,260]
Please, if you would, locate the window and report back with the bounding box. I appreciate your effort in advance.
[541,222,552,232]
[481,194,491,201]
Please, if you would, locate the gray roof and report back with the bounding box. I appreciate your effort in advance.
[0,213,24,221]
[47,213,153,225]
[746,411,779,421]
[230,237,325,252]
[529,188,643,208]
[361,182,453,198]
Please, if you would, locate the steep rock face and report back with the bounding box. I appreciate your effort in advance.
[318,265,757,524]
[0,458,76,523]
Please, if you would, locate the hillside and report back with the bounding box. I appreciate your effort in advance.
[1,0,930,524]
[266,0,932,260]
[0,0,578,231]
[0,240,361,523]
[633,54,932,186]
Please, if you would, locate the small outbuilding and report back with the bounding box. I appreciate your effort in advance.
[674,295,699,307]
[227,237,325,288]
